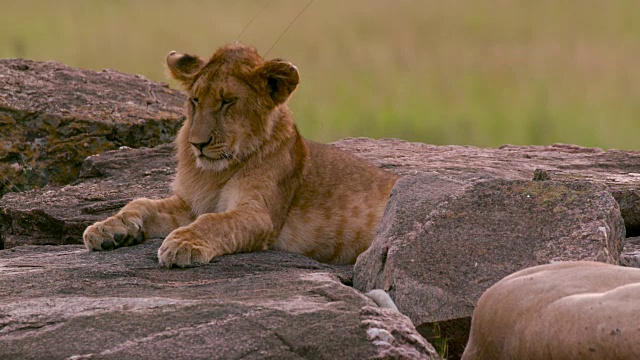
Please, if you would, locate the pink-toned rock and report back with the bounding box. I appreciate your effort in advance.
[0,240,439,359]
[333,138,640,236]
[3,59,639,359]
[0,58,184,196]
[353,172,625,358]
[0,144,175,249]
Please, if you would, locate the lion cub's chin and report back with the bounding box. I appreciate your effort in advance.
[195,156,232,172]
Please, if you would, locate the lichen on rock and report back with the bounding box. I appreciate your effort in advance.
[0,58,185,196]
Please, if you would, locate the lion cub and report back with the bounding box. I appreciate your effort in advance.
[83,43,398,267]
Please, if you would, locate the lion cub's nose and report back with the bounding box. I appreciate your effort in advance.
[190,137,213,152]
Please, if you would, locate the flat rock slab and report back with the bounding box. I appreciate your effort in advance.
[353,173,625,358]
[0,240,438,360]
[334,138,640,235]
[0,58,185,195]
[1,144,175,249]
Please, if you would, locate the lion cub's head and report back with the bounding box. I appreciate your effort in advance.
[166,43,299,172]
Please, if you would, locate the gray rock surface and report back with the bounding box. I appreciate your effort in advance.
[1,144,175,249]
[1,136,637,358]
[333,138,640,236]
[0,58,184,196]
[353,173,626,358]
[0,240,439,359]
[2,61,638,360]
[620,236,640,267]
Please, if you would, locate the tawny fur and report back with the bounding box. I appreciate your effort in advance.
[83,43,398,267]
[462,261,640,360]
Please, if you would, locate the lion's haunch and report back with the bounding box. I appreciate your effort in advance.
[462,261,640,360]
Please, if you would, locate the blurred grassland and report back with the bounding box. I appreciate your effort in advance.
[1,0,639,149]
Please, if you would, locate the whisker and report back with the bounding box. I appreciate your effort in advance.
[224,150,242,164]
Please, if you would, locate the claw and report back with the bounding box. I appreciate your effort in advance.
[101,239,115,250]
[134,232,145,244]
[113,233,126,244]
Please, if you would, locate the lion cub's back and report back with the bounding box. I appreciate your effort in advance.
[275,141,398,264]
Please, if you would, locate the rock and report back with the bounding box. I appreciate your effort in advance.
[462,261,640,360]
[620,236,640,267]
[365,289,399,312]
[1,137,638,357]
[3,138,640,252]
[0,144,175,249]
[0,240,439,360]
[0,59,185,196]
[2,60,638,359]
[333,138,640,236]
[353,173,625,358]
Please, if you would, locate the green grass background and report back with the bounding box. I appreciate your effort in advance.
[1,0,639,149]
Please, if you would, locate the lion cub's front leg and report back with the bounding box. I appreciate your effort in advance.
[158,208,273,267]
[157,226,214,267]
[83,195,194,251]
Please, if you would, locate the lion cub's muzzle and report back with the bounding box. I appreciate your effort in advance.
[189,136,213,155]
[190,138,233,161]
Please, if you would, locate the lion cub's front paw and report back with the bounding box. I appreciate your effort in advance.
[157,228,214,267]
[83,215,144,251]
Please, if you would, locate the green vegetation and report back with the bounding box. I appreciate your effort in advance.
[2,0,639,149]
[429,322,450,358]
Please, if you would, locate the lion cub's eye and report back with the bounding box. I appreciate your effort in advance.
[191,97,199,106]
[220,97,237,108]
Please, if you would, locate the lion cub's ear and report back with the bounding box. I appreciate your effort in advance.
[166,51,206,88]
[253,60,300,105]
